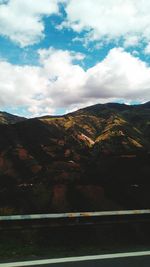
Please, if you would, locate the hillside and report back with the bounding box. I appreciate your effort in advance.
[0,102,150,214]
[0,111,26,124]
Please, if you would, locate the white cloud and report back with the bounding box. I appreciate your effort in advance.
[0,0,61,46]
[1,47,150,116]
[85,48,150,101]
[144,43,150,55]
[2,0,150,49]
[124,36,139,48]
[0,60,47,105]
[132,50,139,56]
[62,0,150,47]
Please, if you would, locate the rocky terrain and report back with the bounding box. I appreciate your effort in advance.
[0,102,150,214]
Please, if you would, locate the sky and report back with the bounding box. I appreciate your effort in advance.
[0,0,150,117]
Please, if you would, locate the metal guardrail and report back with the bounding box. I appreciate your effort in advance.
[0,209,150,221]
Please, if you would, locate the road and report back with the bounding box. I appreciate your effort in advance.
[33,257,150,267]
[2,251,150,267]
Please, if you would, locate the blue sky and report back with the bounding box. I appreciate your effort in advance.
[0,14,115,68]
[0,0,150,117]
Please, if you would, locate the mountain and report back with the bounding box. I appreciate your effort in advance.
[0,102,150,214]
[0,111,26,124]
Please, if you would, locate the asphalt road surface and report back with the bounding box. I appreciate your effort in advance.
[33,256,150,267]
[2,251,150,267]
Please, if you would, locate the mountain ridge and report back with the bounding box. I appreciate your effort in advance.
[0,102,150,214]
[0,111,26,125]
[1,101,150,123]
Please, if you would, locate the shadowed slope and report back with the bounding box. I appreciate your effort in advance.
[0,102,150,214]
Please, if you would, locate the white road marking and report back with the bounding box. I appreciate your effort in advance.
[1,251,150,266]
[0,209,150,221]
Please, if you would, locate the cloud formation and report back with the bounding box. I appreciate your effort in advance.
[1,0,150,50]
[0,0,61,46]
[1,47,150,116]
[63,0,150,47]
